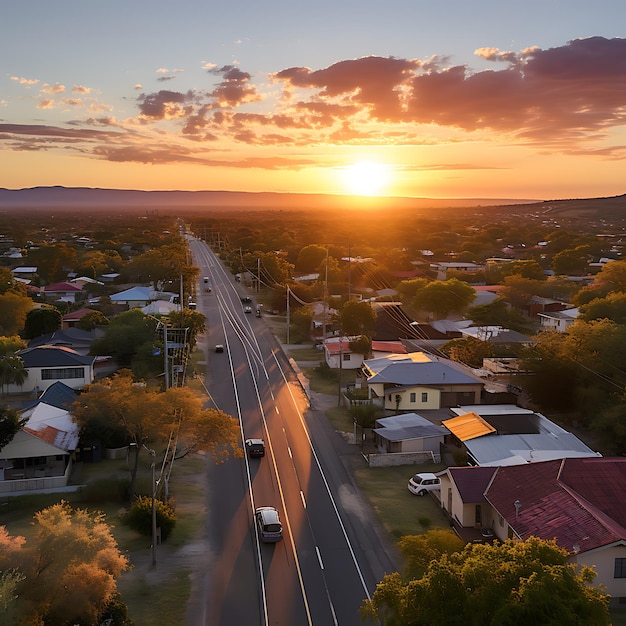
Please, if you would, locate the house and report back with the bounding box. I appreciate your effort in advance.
[110,285,155,308]
[433,262,485,280]
[323,337,363,370]
[361,352,484,411]
[371,340,407,358]
[538,307,579,332]
[62,307,98,329]
[28,327,100,356]
[444,405,600,466]
[5,345,96,395]
[459,325,536,349]
[0,383,80,494]
[41,281,85,303]
[373,412,447,454]
[440,458,626,603]
[11,266,37,282]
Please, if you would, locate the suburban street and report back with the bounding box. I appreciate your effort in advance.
[186,236,398,625]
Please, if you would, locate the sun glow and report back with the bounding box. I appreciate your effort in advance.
[341,160,392,196]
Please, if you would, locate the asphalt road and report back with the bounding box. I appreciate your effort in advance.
[186,236,398,625]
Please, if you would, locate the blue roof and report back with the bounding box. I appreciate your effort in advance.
[22,381,78,411]
[18,345,95,368]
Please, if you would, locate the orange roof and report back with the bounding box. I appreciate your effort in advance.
[442,412,496,441]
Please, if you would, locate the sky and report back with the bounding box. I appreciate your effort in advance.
[1,0,626,200]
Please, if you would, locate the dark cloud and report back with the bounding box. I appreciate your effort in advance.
[137,90,196,119]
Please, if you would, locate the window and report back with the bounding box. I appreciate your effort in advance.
[421,392,428,403]
[615,558,626,578]
[343,353,351,361]
[410,392,416,403]
[42,367,84,380]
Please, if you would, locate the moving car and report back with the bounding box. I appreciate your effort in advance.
[407,472,441,496]
[244,305,252,313]
[203,276,209,283]
[214,344,224,353]
[245,438,265,457]
[255,308,262,317]
[255,506,283,543]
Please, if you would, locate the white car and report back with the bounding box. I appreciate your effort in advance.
[407,472,441,496]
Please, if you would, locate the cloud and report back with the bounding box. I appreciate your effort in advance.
[10,76,39,86]
[157,75,177,82]
[72,85,92,94]
[136,90,196,120]
[37,99,55,110]
[40,83,66,94]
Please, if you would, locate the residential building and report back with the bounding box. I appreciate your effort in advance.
[538,307,579,332]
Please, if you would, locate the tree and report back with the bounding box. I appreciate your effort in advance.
[10,502,129,625]
[349,335,372,357]
[0,405,26,451]
[396,529,465,580]
[500,275,546,310]
[27,244,77,283]
[0,267,28,297]
[295,244,328,272]
[441,336,495,368]
[412,279,475,319]
[168,309,207,349]
[73,370,242,497]
[593,259,626,293]
[76,309,110,330]
[362,537,610,625]
[22,306,62,339]
[0,336,27,356]
[338,300,376,336]
[289,305,313,343]
[579,292,626,324]
[0,355,28,397]
[467,298,529,333]
[395,277,429,301]
[0,292,33,336]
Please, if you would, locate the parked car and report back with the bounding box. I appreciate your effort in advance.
[407,472,441,496]
[245,438,265,457]
[214,344,224,353]
[255,506,283,542]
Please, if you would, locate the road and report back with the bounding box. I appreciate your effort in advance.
[186,236,397,625]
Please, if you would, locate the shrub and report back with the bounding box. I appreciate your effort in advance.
[124,495,177,541]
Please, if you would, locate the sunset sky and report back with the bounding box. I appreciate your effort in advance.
[2,0,626,199]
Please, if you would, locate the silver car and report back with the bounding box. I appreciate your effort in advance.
[255,506,283,542]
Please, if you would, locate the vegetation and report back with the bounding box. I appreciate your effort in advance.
[362,536,610,625]
[123,495,177,541]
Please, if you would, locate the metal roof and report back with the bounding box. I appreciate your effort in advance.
[443,412,496,441]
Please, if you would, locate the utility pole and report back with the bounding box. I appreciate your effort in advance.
[322,247,329,341]
[257,257,261,293]
[286,284,291,345]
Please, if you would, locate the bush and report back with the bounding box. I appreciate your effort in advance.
[123,495,177,541]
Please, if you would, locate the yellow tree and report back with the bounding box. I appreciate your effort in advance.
[12,502,128,625]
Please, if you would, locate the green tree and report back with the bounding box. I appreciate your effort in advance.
[552,248,589,276]
[76,310,110,330]
[338,300,376,336]
[295,244,328,272]
[500,275,546,310]
[362,537,610,626]
[0,355,28,396]
[396,529,465,580]
[27,244,77,283]
[289,305,313,343]
[593,259,626,293]
[11,502,129,625]
[441,336,495,368]
[467,298,529,333]
[168,309,207,349]
[579,292,626,324]
[0,336,27,355]
[395,277,429,301]
[0,405,26,450]
[349,334,372,357]
[22,306,62,339]
[0,292,33,336]
[0,267,28,297]
[412,279,475,319]
[488,259,546,283]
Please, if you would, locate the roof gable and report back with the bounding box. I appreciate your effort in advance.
[448,466,498,502]
[18,345,95,367]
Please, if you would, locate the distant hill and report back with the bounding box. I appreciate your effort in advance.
[0,186,539,212]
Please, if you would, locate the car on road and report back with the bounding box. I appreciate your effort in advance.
[214,344,224,353]
[407,472,441,496]
[245,438,265,457]
[203,276,209,283]
[255,308,261,317]
[244,305,252,313]
[255,506,283,543]
[241,296,252,303]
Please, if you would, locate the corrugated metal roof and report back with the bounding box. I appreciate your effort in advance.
[447,466,497,502]
[443,412,496,441]
[484,459,626,554]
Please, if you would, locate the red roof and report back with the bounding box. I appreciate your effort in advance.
[371,341,407,354]
[62,307,95,321]
[43,282,83,292]
[485,458,626,554]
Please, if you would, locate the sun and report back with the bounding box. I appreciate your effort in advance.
[341,160,392,196]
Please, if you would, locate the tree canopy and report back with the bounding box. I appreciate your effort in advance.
[412,279,475,319]
[338,300,376,336]
[362,537,610,626]
[22,306,62,339]
[0,502,129,625]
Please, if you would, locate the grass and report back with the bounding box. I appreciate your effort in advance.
[352,464,449,540]
[286,346,324,361]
